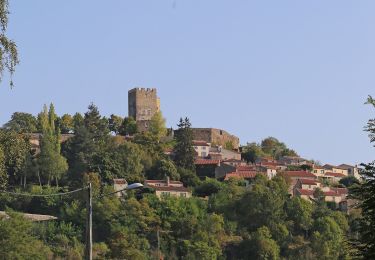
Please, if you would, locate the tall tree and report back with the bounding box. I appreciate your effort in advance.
[72,112,84,132]
[0,0,19,87]
[174,118,195,171]
[350,96,375,258]
[38,104,68,186]
[3,112,38,133]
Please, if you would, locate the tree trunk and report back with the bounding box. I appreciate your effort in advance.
[37,170,42,187]
[55,177,59,187]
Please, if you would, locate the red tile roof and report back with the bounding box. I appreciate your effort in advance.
[113,179,127,185]
[282,171,317,179]
[295,189,314,196]
[224,171,264,180]
[193,140,210,146]
[145,180,182,184]
[298,179,318,185]
[236,165,256,171]
[330,187,348,195]
[152,186,190,192]
[195,159,221,165]
[325,172,346,178]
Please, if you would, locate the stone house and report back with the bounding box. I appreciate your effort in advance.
[144,178,191,199]
[193,140,211,158]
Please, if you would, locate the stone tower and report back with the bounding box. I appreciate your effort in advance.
[128,88,160,132]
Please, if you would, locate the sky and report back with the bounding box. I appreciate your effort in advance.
[0,1,374,165]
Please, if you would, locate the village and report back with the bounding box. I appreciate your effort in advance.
[26,88,358,213]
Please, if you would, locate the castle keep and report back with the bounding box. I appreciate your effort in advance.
[128,88,160,131]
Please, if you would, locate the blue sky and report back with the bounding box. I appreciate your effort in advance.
[0,1,374,165]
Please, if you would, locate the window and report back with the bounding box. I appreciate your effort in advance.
[201,152,206,157]
[202,146,206,150]
[161,192,170,197]
[180,193,187,197]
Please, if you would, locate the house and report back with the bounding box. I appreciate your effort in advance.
[338,164,360,179]
[209,146,241,160]
[312,165,327,177]
[294,189,315,201]
[279,156,311,166]
[224,171,267,186]
[195,159,221,179]
[294,186,348,206]
[144,177,191,198]
[221,159,247,167]
[281,171,318,194]
[324,172,346,183]
[294,178,321,191]
[193,140,211,158]
[323,188,348,204]
[281,171,317,182]
[323,164,349,176]
[113,179,128,197]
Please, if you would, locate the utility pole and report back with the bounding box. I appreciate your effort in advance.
[85,183,92,260]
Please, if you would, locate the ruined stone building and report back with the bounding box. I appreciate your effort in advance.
[191,128,240,151]
[128,88,160,132]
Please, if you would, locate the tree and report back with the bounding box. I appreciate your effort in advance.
[3,112,37,133]
[148,111,167,141]
[38,104,68,186]
[119,117,138,136]
[0,0,19,87]
[238,226,280,260]
[260,137,298,159]
[0,129,30,185]
[0,211,52,259]
[108,114,123,134]
[84,103,110,139]
[149,159,179,180]
[174,118,195,171]
[72,112,84,132]
[0,146,7,189]
[350,96,375,258]
[58,114,74,134]
[241,142,265,163]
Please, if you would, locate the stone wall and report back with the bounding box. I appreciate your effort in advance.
[191,128,240,150]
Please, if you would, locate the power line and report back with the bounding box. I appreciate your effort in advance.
[0,187,87,197]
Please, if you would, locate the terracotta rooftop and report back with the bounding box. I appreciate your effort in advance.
[236,165,256,171]
[193,140,210,146]
[145,180,182,185]
[113,179,127,185]
[195,159,221,165]
[325,172,346,178]
[152,186,190,192]
[330,187,348,195]
[298,179,318,185]
[224,171,264,180]
[282,171,317,179]
[295,189,314,196]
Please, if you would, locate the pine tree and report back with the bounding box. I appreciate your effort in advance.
[174,117,195,171]
[351,96,375,258]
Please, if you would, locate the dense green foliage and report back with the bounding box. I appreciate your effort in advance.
[0,104,363,259]
[350,96,375,259]
[242,137,298,163]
